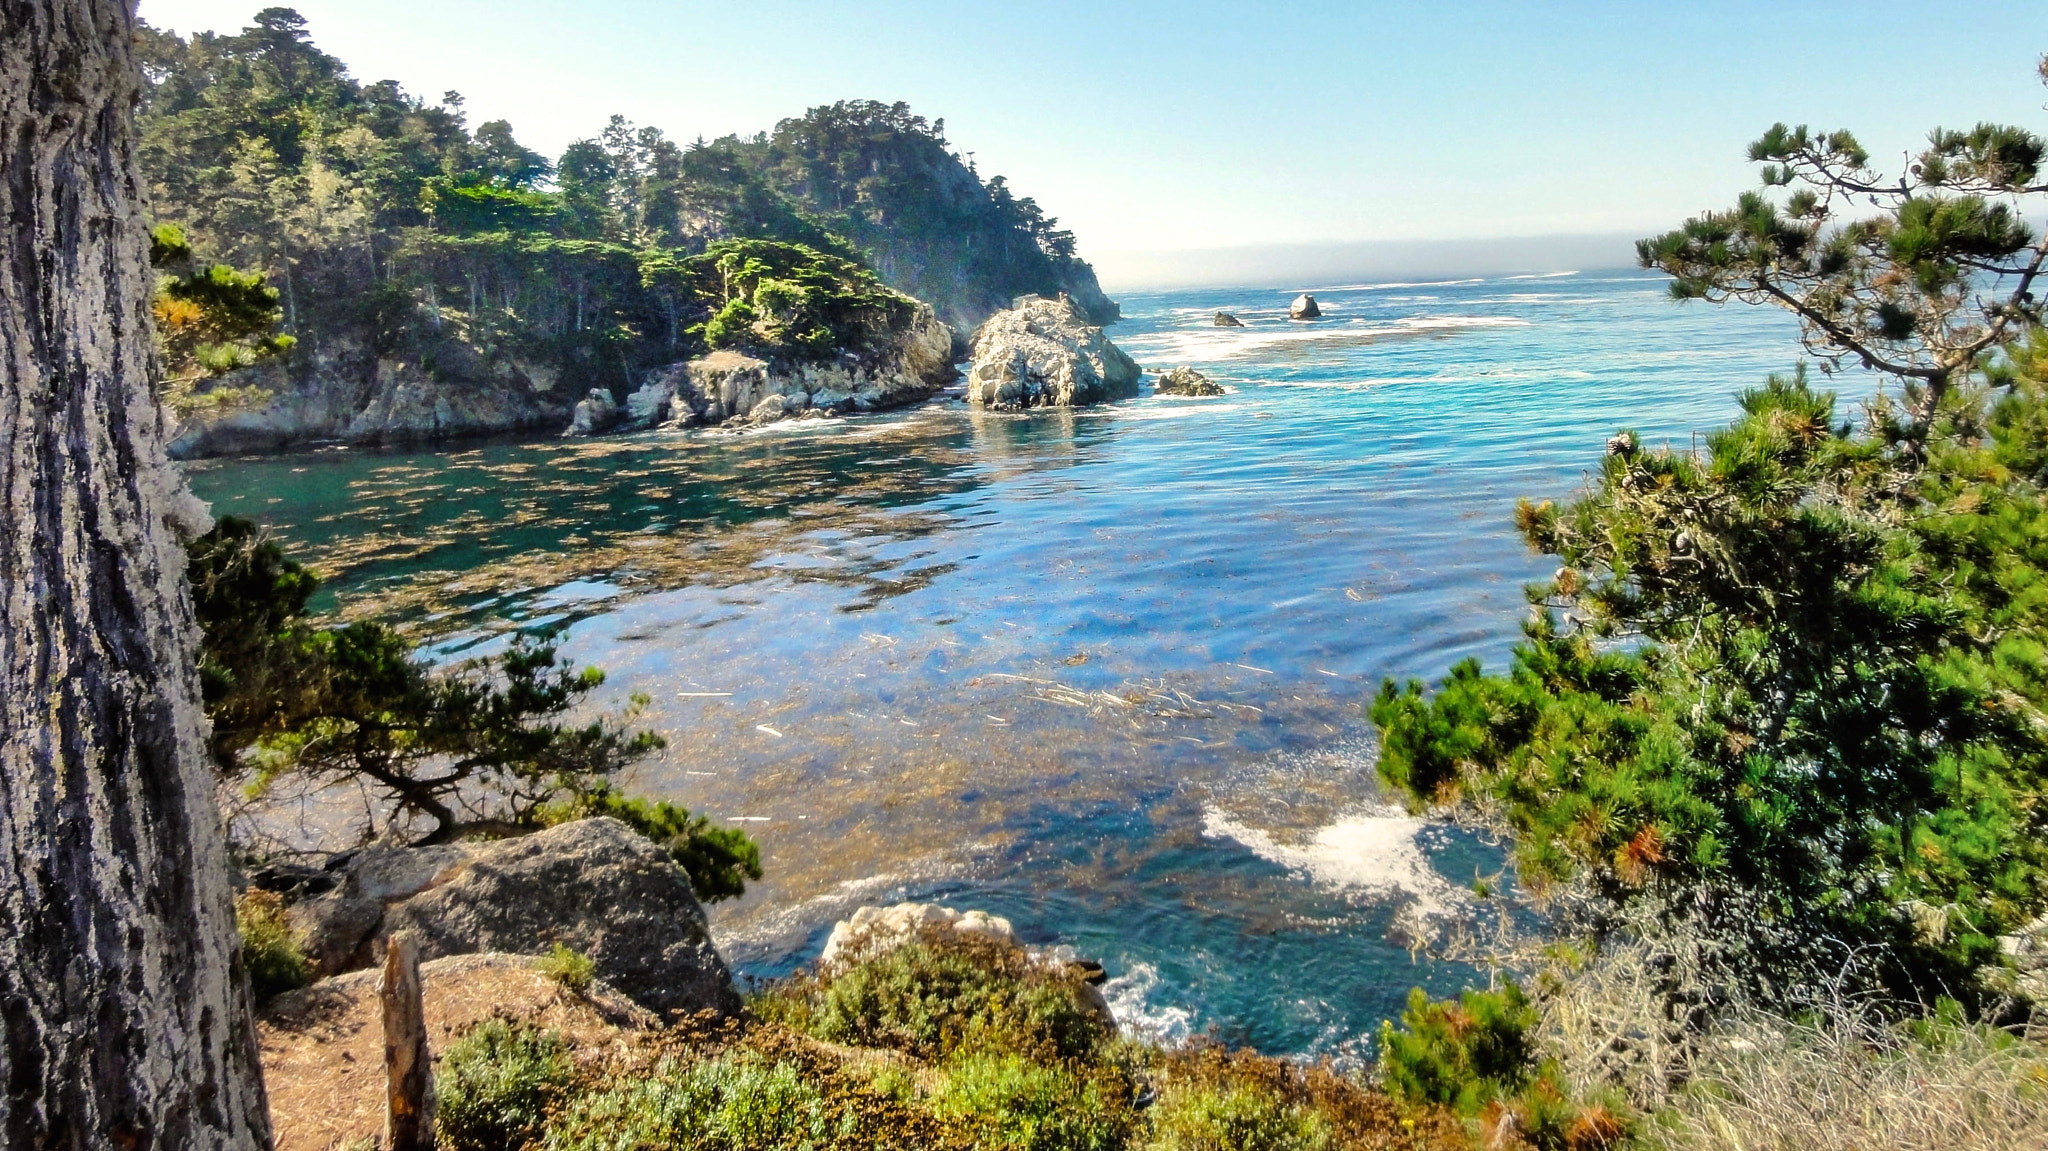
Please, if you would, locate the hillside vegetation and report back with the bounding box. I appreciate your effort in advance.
[135,7,1112,432]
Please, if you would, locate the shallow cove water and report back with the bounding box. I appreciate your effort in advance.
[186,270,1816,1057]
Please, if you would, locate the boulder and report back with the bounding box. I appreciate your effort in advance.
[1289,293,1321,320]
[623,376,677,428]
[1155,366,1225,397]
[1212,312,1245,328]
[820,902,1021,969]
[966,294,1141,410]
[286,818,738,1017]
[562,387,621,437]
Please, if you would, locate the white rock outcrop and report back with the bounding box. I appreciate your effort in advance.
[966,294,1141,410]
[818,902,1021,969]
[1289,293,1321,319]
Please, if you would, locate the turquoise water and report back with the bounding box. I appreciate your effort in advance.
[185,269,1817,1056]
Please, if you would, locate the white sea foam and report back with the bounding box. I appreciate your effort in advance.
[1503,270,1579,280]
[1101,961,1196,1045]
[1124,314,1532,364]
[1201,804,1463,916]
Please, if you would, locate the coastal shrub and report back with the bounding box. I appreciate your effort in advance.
[437,1019,575,1151]
[537,943,595,995]
[786,931,1107,1062]
[541,1054,848,1151]
[537,783,762,903]
[1143,1081,1332,1151]
[930,1052,1135,1151]
[234,888,310,1002]
[1378,984,1539,1113]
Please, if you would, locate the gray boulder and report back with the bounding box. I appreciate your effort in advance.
[287,818,737,1017]
[1155,367,1225,397]
[966,294,1141,410]
[1289,294,1321,320]
[563,387,622,436]
[1212,312,1245,328]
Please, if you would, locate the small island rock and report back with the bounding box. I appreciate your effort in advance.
[1289,293,1322,320]
[966,294,1141,409]
[1155,366,1225,397]
[1213,312,1245,327]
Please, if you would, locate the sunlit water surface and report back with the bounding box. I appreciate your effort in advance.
[186,270,1824,1056]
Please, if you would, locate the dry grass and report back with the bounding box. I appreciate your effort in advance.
[256,952,655,1151]
[1643,1008,2048,1151]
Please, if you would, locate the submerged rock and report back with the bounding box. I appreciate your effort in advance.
[562,387,622,437]
[287,818,738,1017]
[1155,366,1225,397]
[1212,312,1245,327]
[1289,293,1322,320]
[966,294,1141,409]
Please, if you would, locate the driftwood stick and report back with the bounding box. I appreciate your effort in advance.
[380,932,436,1151]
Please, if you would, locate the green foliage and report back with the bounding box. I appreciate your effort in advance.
[1377,985,1538,1114]
[422,174,566,235]
[1374,364,2048,996]
[540,1054,850,1151]
[188,517,673,847]
[1637,62,2048,431]
[673,238,915,361]
[537,944,595,995]
[538,783,761,903]
[437,1019,575,1151]
[765,932,1108,1063]
[234,888,311,1002]
[932,1053,1134,1151]
[1144,1082,1332,1151]
[148,220,294,399]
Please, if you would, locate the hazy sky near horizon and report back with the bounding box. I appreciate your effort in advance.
[138,1,2048,285]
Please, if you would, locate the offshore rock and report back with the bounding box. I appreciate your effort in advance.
[1289,293,1322,320]
[1155,366,1225,396]
[966,294,1141,409]
[1213,312,1245,327]
[288,819,738,1017]
[562,387,622,437]
[660,301,954,429]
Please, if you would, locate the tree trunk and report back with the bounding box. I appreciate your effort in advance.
[0,3,271,1149]
[379,934,434,1151]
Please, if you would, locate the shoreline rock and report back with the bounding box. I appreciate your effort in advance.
[819,902,1115,1028]
[1213,311,1244,327]
[965,294,1140,410]
[285,818,738,1018]
[1289,293,1321,320]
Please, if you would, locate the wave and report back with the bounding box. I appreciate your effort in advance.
[1503,271,1580,280]
[1201,804,1464,916]
[1101,961,1197,1045]
[1294,278,1486,293]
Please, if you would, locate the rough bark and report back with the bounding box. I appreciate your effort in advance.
[0,3,271,1149]
[378,934,433,1151]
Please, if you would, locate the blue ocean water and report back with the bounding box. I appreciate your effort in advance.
[184,269,1824,1056]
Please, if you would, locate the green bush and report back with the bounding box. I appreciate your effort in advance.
[1143,1081,1332,1151]
[537,943,595,994]
[437,1019,575,1151]
[793,934,1106,1062]
[932,1052,1133,1151]
[1377,984,1538,1114]
[235,889,310,1003]
[538,783,762,903]
[541,1054,849,1151]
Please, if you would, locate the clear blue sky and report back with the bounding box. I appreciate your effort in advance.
[138,1,2048,285]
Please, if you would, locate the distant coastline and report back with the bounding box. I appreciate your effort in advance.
[1091,232,1644,293]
